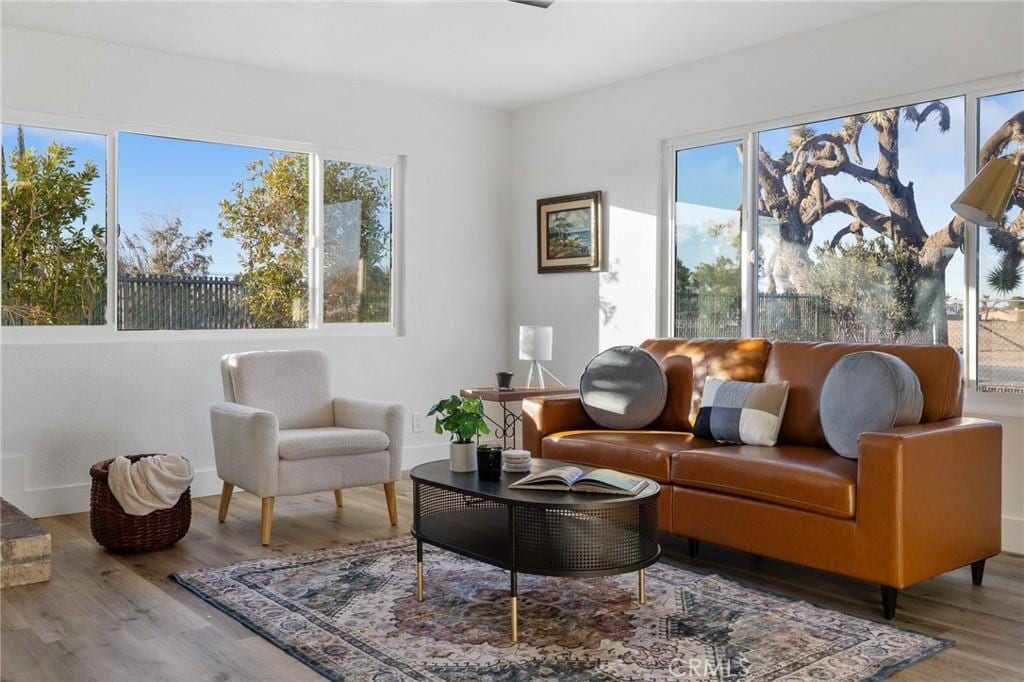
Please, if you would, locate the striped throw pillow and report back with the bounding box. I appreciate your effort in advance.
[693,378,790,446]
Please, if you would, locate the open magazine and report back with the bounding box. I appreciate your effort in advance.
[508,466,649,496]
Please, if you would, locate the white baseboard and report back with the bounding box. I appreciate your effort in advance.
[1,444,450,520]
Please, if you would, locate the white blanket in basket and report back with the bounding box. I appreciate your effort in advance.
[108,454,194,516]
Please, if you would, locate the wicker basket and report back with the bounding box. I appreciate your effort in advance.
[89,454,191,552]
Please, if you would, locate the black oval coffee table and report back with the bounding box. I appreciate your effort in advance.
[410,458,661,642]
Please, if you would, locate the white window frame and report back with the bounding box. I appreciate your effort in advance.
[661,73,1024,416]
[0,109,405,342]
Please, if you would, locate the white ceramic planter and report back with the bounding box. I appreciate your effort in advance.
[449,442,477,472]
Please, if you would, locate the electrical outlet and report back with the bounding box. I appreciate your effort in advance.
[411,411,424,433]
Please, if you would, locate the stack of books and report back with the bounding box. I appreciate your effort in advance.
[501,449,532,473]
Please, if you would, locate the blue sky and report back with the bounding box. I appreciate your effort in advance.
[675,92,1024,300]
[118,133,282,275]
[675,140,742,276]
[676,139,742,211]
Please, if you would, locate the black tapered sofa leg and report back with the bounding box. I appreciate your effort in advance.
[971,558,986,586]
[687,539,700,559]
[881,586,898,620]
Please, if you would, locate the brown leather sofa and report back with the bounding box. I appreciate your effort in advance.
[523,338,1002,619]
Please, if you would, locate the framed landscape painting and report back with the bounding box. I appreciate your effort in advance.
[537,191,602,273]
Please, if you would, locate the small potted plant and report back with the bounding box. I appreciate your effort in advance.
[427,395,490,472]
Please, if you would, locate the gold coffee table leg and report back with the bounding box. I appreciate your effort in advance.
[510,569,519,643]
[638,568,647,605]
[510,596,518,642]
[415,539,425,602]
[416,561,424,602]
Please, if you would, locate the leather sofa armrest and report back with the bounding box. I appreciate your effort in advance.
[522,396,597,457]
[858,417,1002,586]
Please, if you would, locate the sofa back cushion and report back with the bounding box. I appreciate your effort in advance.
[222,349,334,429]
[640,338,772,430]
[764,341,963,447]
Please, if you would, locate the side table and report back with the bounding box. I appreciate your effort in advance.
[460,386,578,448]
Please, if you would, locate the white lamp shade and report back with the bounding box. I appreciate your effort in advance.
[519,325,553,361]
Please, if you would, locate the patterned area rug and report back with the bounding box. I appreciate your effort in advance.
[171,536,950,680]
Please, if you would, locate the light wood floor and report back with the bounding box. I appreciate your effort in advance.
[2,478,1022,681]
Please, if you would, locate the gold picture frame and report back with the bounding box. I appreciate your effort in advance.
[536,191,602,273]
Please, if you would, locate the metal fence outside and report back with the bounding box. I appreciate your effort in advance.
[117,274,390,329]
[118,275,251,330]
[673,293,953,344]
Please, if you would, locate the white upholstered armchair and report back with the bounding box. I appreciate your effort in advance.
[210,349,404,545]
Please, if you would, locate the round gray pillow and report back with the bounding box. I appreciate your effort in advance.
[580,346,667,430]
[820,351,924,459]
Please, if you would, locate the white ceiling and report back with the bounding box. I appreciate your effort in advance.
[2,1,907,110]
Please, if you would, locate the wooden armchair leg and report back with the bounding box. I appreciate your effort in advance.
[260,497,275,546]
[384,482,398,526]
[218,482,234,522]
[334,489,344,508]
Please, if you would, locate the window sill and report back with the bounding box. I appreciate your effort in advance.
[0,322,401,345]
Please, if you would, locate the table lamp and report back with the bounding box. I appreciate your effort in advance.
[519,325,564,388]
[951,150,1023,226]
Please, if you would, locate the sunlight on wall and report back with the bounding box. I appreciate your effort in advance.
[598,205,658,351]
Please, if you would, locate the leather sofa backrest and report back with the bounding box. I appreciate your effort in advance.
[641,338,772,430]
[764,341,964,447]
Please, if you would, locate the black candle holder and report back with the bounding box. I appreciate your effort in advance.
[476,445,503,481]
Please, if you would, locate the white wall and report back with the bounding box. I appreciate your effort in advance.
[0,27,512,516]
[509,2,1024,552]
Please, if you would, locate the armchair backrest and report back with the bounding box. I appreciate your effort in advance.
[221,350,334,429]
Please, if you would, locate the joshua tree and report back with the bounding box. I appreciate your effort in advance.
[757,102,1024,344]
[981,112,1024,298]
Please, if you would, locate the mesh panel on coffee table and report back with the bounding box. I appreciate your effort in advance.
[513,504,658,574]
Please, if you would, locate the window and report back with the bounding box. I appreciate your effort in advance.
[668,81,1024,398]
[322,160,392,323]
[2,121,400,337]
[673,141,743,337]
[117,133,310,330]
[756,97,966,347]
[977,90,1024,394]
[2,124,107,325]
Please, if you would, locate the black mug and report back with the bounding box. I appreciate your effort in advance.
[477,445,503,481]
[496,371,514,390]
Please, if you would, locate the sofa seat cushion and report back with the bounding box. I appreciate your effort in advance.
[542,430,720,482]
[278,427,389,461]
[671,444,857,519]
